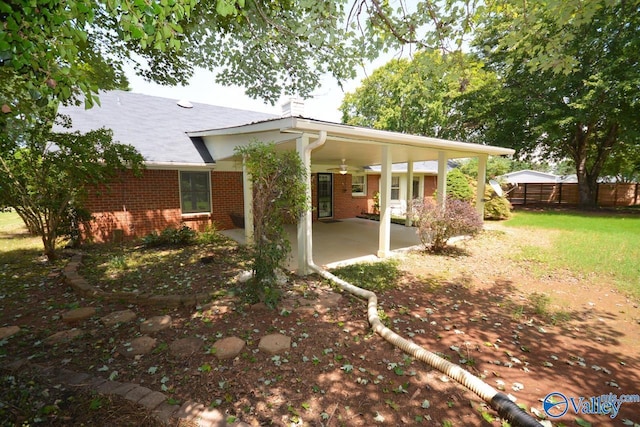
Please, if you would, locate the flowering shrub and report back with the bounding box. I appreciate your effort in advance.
[414,198,483,252]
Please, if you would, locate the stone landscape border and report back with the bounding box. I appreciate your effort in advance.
[63,254,218,307]
[2,358,239,426]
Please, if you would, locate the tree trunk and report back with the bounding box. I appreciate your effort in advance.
[41,233,57,261]
[572,122,619,208]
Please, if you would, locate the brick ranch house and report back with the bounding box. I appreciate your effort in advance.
[58,90,513,269]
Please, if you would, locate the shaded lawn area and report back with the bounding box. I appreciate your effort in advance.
[1,209,639,426]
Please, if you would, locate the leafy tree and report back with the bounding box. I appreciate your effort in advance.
[1,0,364,122]
[348,0,614,76]
[458,157,512,180]
[343,1,639,206]
[469,0,640,206]
[340,50,496,142]
[182,1,360,104]
[0,0,196,118]
[0,113,144,260]
[235,142,308,307]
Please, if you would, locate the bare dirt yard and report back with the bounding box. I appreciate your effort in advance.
[1,221,639,426]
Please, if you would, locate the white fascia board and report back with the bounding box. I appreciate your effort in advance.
[189,117,515,158]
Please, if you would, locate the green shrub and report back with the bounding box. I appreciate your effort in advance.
[484,188,512,220]
[197,223,224,244]
[142,224,196,247]
[446,168,474,202]
[415,198,483,252]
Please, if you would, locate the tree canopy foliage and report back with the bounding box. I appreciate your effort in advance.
[340,51,494,142]
[342,0,640,207]
[0,0,366,120]
[472,0,640,205]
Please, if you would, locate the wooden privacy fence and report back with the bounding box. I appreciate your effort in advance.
[507,182,640,207]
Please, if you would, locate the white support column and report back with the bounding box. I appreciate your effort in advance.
[296,135,311,275]
[378,146,392,258]
[242,158,254,245]
[476,154,488,221]
[437,151,448,206]
[405,159,414,226]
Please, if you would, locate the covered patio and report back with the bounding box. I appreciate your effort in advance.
[221,217,422,271]
[190,117,514,275]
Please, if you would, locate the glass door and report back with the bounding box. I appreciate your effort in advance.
[317,173,333,218]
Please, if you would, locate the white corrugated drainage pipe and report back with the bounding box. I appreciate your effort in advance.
[308,262,542,427]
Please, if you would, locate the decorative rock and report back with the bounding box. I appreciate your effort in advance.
[0,325,20,340]
[140,315,172,333]
[250,302,269,311]
[43,329,84,345]
[121,336,157,358]
[101,309,137,327]
[62,307,96,324]
[201,301,231,316]
[258,333,291,355]
[138,391,168,410]
[169,337,204,357]
[235,270,253,283]
[317,293,342,309]
[212,337,246,360]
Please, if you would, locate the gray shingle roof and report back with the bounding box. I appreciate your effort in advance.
[55,90,277,165]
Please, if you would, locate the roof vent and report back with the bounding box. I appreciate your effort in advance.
[281,98,304,117]
[177,99,193,109]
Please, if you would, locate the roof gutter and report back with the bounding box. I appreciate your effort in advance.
[286,118,515,157]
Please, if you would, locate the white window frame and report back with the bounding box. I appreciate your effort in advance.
[351,174,367,196]
[391,175,400,200]
[179,170,212,215]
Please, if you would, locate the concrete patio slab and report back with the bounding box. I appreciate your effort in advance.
[221,217,422,271]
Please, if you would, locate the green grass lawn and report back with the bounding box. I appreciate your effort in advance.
[0,210,42,254]
[506,210,640,298]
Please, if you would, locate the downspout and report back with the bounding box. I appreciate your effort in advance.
[301,131,327,270]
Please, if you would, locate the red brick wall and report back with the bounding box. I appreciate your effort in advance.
[84,169,230,242]
[424,176,437,198]
[332,174,369,219]
[211,172,244,229]
[83,169,441,243]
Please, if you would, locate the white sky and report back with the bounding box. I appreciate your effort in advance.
[125,66,365,123]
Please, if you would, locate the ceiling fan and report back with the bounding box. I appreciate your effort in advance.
[328,159,351,175]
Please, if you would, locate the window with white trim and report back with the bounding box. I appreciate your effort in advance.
[351,174,366,196]
[391,176,400,200]
[180,171,211,214]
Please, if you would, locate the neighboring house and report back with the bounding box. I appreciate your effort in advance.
[57,90,514,270]
[499,169,560,184]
